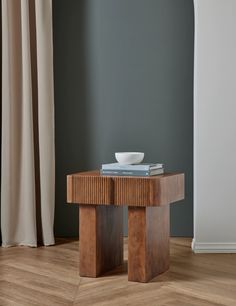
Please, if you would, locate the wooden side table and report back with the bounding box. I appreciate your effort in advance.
[67,171,184,283]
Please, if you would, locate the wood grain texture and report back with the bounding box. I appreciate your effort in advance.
[79,205,123,277]
[67,171,184,207]
[2,238,236,305]
[0,238,80,306]
[67,173,113,205]
[128,205,170,282]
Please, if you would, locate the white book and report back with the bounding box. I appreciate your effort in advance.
[101,163,164,171]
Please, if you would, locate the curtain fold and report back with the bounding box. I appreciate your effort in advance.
[1,0,55,247]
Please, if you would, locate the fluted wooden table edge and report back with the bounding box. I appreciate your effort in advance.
[67,171,184,207]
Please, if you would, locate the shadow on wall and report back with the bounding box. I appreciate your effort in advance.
[53,0,194,238]
[53,0,91,237]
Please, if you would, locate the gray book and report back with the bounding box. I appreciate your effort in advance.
[102,162,164,171]
[101,168,164,177]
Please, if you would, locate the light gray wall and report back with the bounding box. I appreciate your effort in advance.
[53,0,194,237]
[193,0,236,252]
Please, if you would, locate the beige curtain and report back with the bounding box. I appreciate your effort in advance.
[1,0,55,247]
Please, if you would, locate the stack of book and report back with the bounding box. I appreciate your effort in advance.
[101,163,164,177]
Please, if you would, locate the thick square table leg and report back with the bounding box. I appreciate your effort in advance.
[128,205,170,282]
[79,205,123,277]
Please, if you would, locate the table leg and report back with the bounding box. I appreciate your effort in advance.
[79,205,123,277]
[128,205,170,282]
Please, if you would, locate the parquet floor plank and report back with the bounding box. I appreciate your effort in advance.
[0,238,236,306]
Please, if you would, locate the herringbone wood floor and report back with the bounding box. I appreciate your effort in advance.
[0,238,236,306]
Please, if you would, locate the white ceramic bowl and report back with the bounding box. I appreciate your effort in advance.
[115,152,144,165]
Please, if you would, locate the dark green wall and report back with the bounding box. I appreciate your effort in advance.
[53,0,194,237]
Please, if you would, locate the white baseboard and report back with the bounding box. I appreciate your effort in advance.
[191,239,236,253]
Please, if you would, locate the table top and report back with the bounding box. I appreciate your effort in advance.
[68,170,180,179]
[67,170,184,207]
